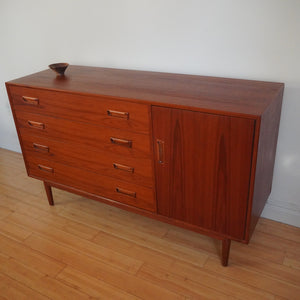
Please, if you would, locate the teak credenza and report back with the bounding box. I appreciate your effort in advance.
[6,66,284,266]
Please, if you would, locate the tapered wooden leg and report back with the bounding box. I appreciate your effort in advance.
[43,181,54,206]
[222,239,231,266]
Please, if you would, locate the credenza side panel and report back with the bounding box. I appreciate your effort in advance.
[152,106,255,240]
[246,88,284,241]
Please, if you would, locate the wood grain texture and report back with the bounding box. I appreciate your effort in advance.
[152,106,255,240]
[0,272,49,300]
[5,66,284,266]
[21,134,153,187]
[6,65,284,117]
[27,156,156,212]
[43,181,54,205]
[10,85,150,134]
[0,148,299,300]
[222,239,231,266]
[246,88,284,242]
[15,110,152,159]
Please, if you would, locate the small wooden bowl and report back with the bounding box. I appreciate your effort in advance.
[49,63,69,76]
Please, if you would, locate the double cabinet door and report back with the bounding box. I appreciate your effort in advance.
[152,106,255,240]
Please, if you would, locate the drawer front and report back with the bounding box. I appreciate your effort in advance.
[15,111,151,159]
[22,134,154,188]
[9,85,150,134]
[27,157,156,212]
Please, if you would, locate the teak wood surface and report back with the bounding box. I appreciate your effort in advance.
[0,148,300,300]
[8,65,283,117]
[15,110,152,160]
[9,85,151,134]
[21,133,153,188]
[6,65,284,266]
[152,107,255,241]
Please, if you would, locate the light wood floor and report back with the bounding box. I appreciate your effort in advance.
[0,148,299,300]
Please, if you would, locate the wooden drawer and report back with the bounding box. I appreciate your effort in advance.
[27,156,156,212]
[15,111,151,159]
[22,134,154,188]
[9,85,150,134]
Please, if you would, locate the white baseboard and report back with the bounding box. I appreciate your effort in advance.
[262,199,300,228]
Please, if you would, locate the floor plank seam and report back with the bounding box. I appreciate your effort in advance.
[0,276,53,300]
[0,263,52,300]
[203,258,300,299]
[1,148,300,300]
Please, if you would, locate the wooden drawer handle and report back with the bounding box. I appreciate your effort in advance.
[110,137,132,148]
[22,96,39,105]
[33,143,49,152]
[38,164,53,173]
[28,120,45,129]
[113,163,134,173]
[156,139,165,164]
[107,110,129,120]
[116,187,136,198]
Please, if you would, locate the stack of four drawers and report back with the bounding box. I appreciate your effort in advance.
[9,86,156,211]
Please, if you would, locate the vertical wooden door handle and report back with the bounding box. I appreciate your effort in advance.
[22,96,39,105]
[156,139,165,164]
[107,110,129,119]
[28,120,45,129]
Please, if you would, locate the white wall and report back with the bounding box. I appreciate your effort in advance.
[1,0,299,227]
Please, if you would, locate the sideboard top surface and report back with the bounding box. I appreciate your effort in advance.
[7,65,284,117]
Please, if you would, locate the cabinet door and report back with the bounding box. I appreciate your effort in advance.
[152,106,255,240]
